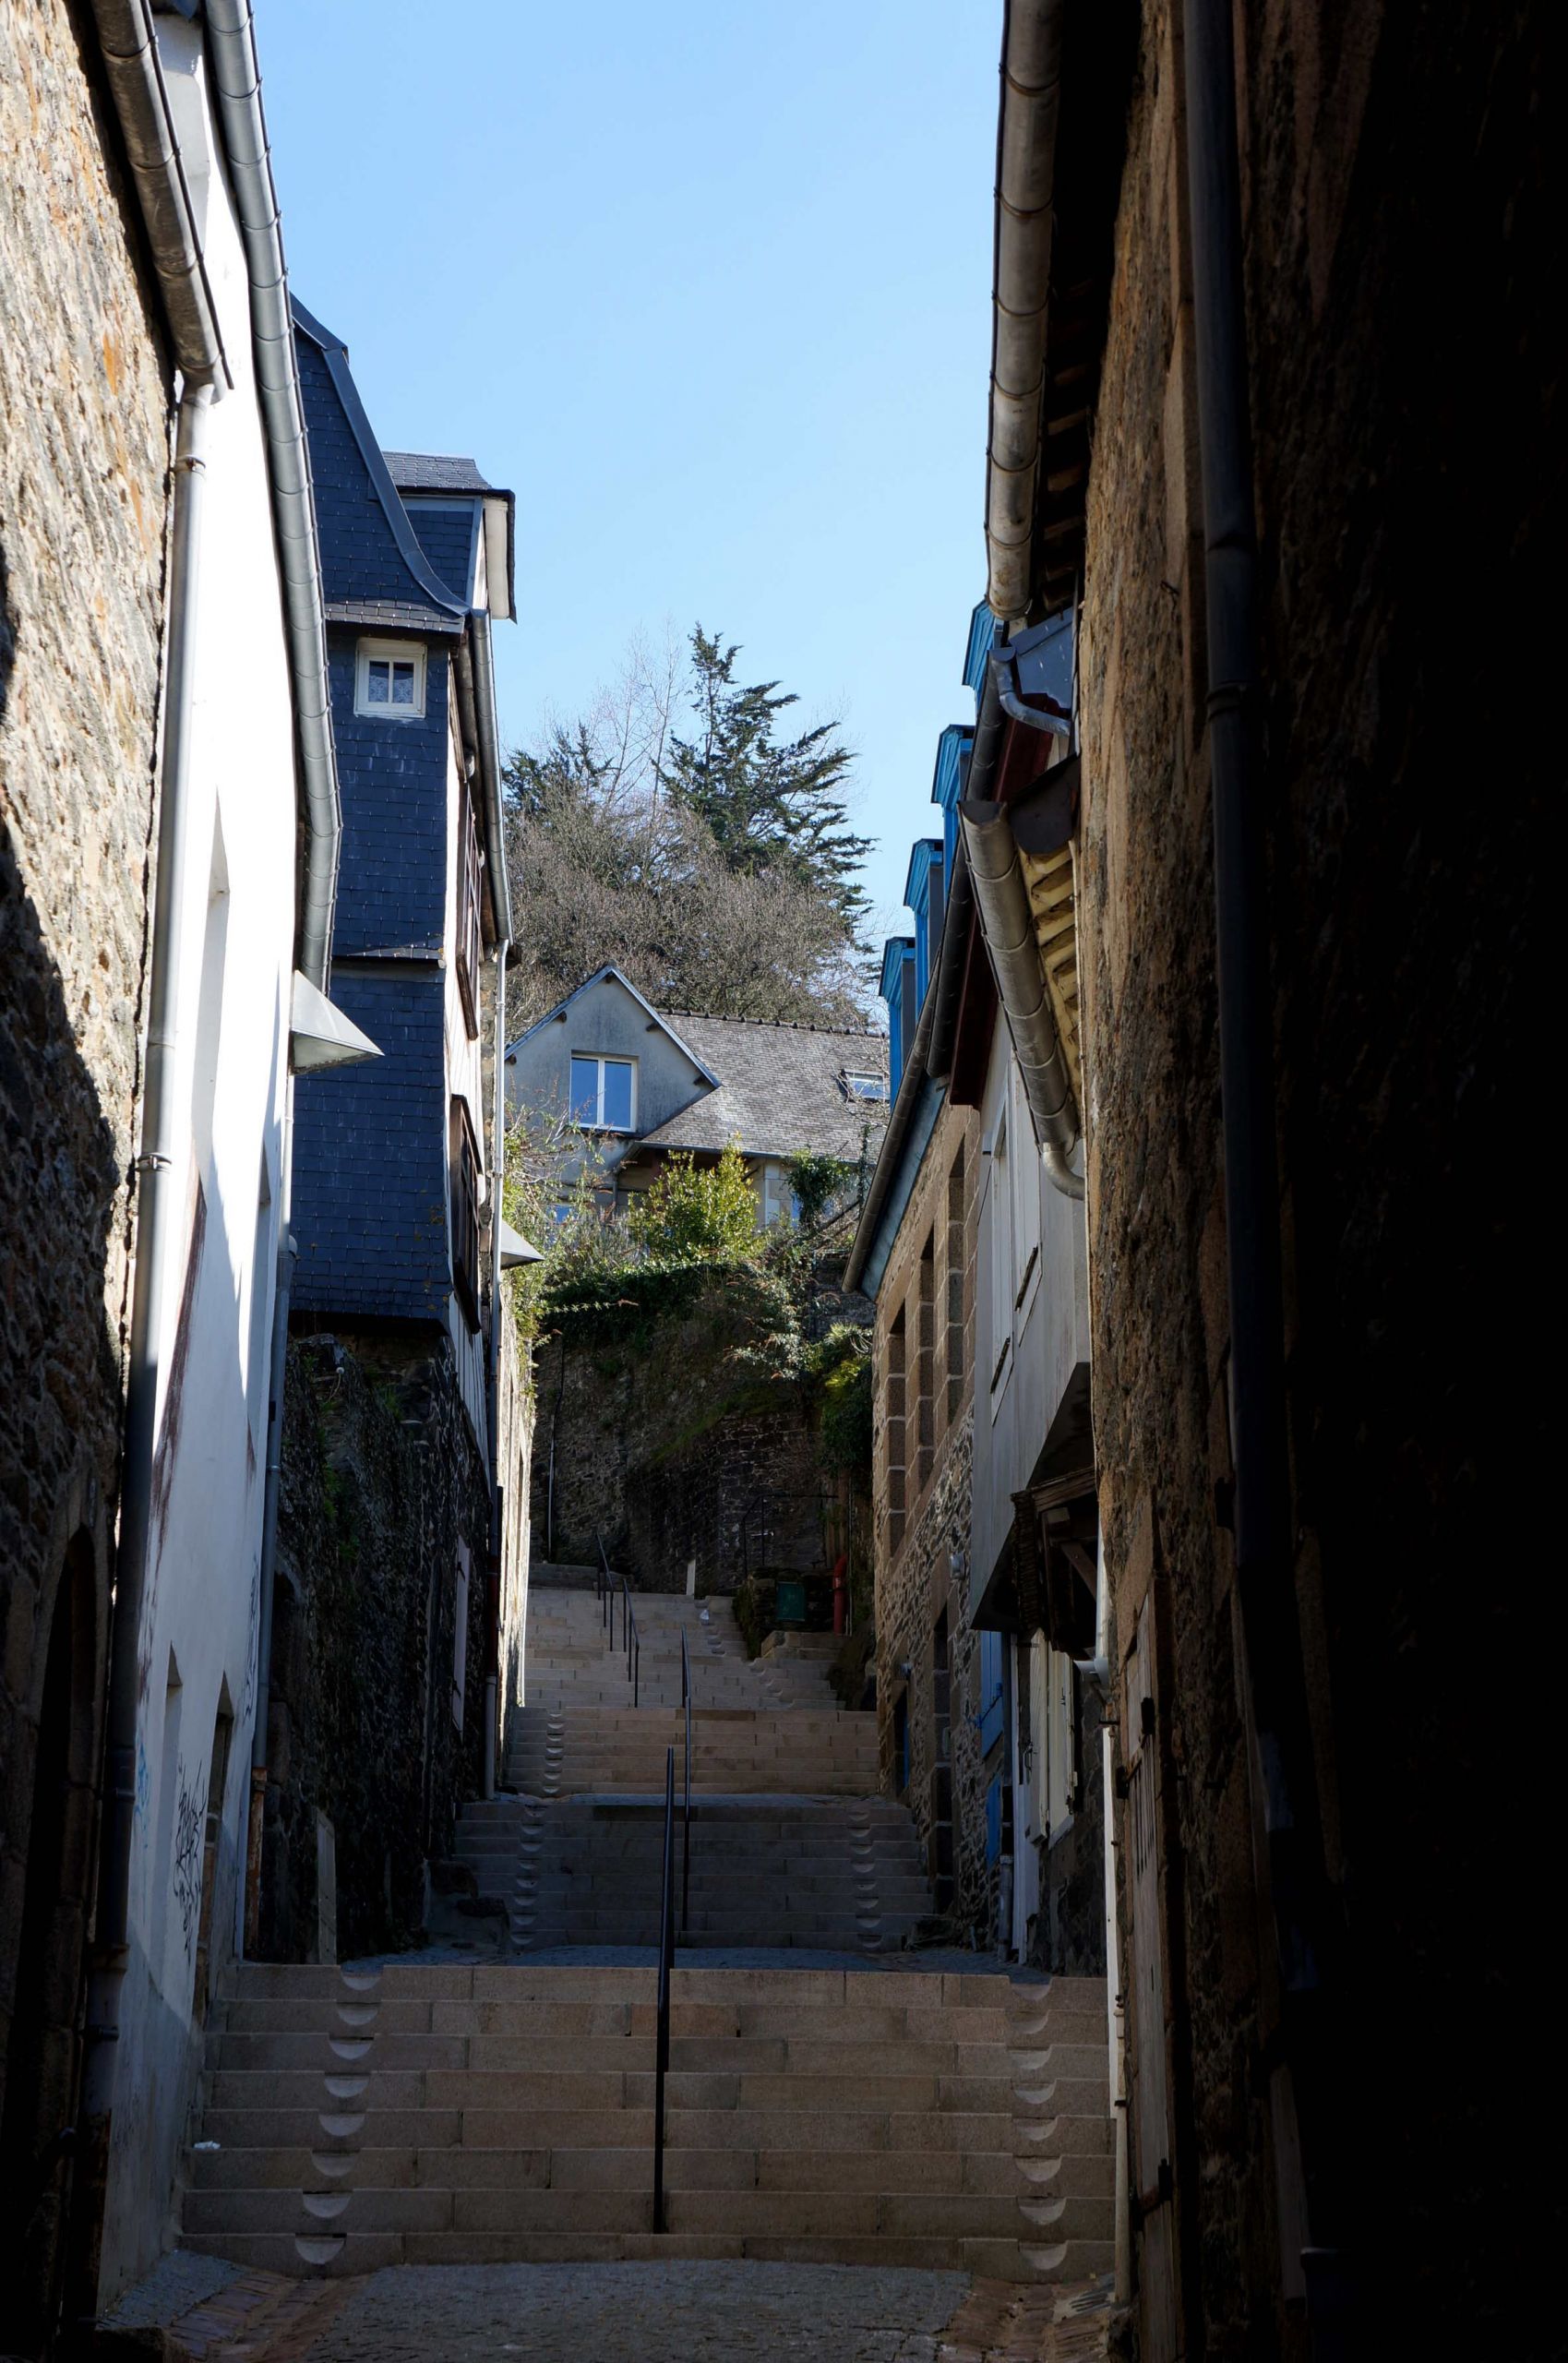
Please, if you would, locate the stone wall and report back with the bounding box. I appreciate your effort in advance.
[495,1289,533,1754]
[870,1095,987,1927]
[0,1,170,2334]
[873,1423,988,1933]
[262,1332,491,1961]
[533,1263,852,1594]
[1072,1,1556,2348]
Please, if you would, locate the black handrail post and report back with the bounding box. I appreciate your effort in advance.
[680,1628,691,1934]
[652,1744,675,2235]
[632,1621,640,1711]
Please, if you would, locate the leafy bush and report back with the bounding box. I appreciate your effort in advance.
[805,1324,874,1473]
[628,1142,759,1265]
[786,1151,856,1234]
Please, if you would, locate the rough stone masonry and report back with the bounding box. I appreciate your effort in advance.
[0,0,172,2317]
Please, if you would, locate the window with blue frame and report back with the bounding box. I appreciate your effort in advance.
[978,1627,1005,1755]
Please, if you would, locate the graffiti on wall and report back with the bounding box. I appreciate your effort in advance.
[171,1759,204,1961]
[242,1555,259,1724]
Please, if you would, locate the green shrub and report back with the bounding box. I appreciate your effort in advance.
[628,1141,759,1265]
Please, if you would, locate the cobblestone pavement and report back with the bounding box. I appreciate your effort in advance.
[288,2261,969,2361]
[112,2253,1117,2361]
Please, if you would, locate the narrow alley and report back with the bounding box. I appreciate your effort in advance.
[2,0,1551,2356]
[104,1572,1115,2355]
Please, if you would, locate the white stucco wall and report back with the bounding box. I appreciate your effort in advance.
[968,1029,1092,1968]
[971,1030,1090,1596]
[100,27,298,2304]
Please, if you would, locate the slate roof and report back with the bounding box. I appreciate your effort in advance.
[293,302,468,636]
[636,1014,890,1163]
[384,450,503,496]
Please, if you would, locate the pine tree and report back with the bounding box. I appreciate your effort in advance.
[656,628,872,929]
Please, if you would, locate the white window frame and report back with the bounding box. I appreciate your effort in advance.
[355,637,427,721]
[569,1051,638,1133]
[844,1071,888,1102]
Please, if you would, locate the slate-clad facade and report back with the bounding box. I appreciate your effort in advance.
[291,973,450,1322]
[265,302,533,1969]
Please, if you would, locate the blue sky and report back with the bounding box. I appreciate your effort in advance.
[257,0,999,943]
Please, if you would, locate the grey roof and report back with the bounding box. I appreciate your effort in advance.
[383,450,505,496]
[637,1014,890,1163]
[507,964,720,1086]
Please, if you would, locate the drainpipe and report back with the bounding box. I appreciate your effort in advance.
[484,930,509,1801]
[959,793,1083,1197]
[1184,0,1347,2333]
[1076,1539,1129,2304]
[204,0,347,1953]
[76,378,213,2292]
[244,1123,294,1953]
[466,607,513,1802]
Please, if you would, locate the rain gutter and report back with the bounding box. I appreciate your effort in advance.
[958,654,1083,1197]
[205,0,341,993]
[88,0,226,385]
[987,0,1065,624]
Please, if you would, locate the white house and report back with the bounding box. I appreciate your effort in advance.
[80,5,374,2309]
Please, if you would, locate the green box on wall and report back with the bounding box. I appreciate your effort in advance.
[774,1579,807,1628]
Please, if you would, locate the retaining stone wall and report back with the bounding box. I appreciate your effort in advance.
[263,1333,492,1960]
[533,1264,856,1594]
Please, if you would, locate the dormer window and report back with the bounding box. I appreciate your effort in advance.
[355,638,425,720]
[844,1071,888,1103]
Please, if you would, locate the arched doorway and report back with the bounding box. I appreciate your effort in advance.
[0,1536,99,2355]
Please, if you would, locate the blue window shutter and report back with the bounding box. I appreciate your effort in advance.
[979,1629,1004,1755]
[985,1773,1003,1865]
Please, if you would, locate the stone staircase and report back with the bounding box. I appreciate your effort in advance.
[507,1705,879,1798]
[179,1568,1117,2285]
[522,1583,844,1714]
[181,1960,1114,2279]
[456,1793,929,1952]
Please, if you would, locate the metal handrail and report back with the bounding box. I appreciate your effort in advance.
[622,1575,639,1709]
[595,1530,611,1633]
[652,1744,676,2234]
[679,1627,692,1933]
[596,1539,640,1707]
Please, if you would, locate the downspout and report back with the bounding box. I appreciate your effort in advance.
[1183,0,1347,2333]
[204,0,346,1942]
[244,1161,293,1953]
[1076,1539,1130,2304]
[467,609,513,1801]
[959,792,1083,1197]
[484,930,509,1801]
[77,378,213,2303]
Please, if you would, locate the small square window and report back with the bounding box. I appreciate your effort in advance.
[355,639,426,721]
